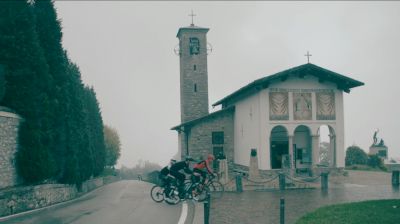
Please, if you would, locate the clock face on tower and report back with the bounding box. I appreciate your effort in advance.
[189,37,200,55]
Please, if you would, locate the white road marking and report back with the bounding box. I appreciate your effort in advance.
[177,202,188,224]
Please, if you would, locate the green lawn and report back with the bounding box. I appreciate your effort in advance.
[296,199,400,224]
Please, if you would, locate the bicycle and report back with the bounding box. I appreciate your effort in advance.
[150,175,180,205]
[198,172,224,199]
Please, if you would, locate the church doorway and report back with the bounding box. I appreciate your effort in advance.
[293,125,312,169]
[270,126,289,169]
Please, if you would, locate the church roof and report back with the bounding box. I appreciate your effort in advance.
[171,106,235,131]
[212,63,364,107]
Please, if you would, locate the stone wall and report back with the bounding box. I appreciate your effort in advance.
[0,176,119,217]
[0,109,22,189]
[187,109,235,173]
[81,177,104,193]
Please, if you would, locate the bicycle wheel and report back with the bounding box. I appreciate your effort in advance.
[150,185,164,203]
[164,186,180,205]
[192,184,209,202]
[208,181,224,199]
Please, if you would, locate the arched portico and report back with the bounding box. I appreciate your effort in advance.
[270,125,289,169]
[293,125,312,169]
[317,125,336,167]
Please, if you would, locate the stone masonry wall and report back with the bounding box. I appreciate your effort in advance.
[0,110,22,189]
[0,176,119,217]
[187,110,235,173]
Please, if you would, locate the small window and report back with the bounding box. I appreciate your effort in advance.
[212,131,224,144]
[194,65,197,71]
[194,84,197,92]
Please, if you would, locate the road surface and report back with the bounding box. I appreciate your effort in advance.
[0,180,193,224]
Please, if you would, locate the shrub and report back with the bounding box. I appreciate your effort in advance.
[345,146,368,166]
[368,154,383,168]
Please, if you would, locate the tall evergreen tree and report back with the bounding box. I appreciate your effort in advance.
[84,87,106,176]
[33,0,69,180]
[0,0,56,183]
[61,62,90,185]
[1,0,107,185]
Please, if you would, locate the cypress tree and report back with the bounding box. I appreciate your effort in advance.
[33,0,69,180]
[1,0,107,185]
[84,87,106,176]
[0,0,56,183]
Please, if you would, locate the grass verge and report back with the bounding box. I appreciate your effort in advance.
[296,199,400,224]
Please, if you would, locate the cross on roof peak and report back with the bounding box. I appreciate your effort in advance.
[189,10,196,26]
[305,51,312,63]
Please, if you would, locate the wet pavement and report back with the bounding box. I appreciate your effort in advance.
[210,171,400,224]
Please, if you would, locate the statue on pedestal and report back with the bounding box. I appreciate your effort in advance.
[373,129,378,146]
[370,129,388,160]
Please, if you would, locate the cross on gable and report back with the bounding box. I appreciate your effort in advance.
[305,51,312,63]
[189,10,196,26]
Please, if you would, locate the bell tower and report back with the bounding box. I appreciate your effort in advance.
[176,21,210,123]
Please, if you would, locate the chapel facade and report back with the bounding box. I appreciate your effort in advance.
[171,23,364,174]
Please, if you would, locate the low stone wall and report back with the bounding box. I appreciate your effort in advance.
[0,184,77,217]
[81,178,104,193]
[0,176,119,217]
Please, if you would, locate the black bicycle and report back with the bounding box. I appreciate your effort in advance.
[150,175,180,204]
[195,172,224,199]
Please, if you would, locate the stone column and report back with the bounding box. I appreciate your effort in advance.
[249,149,260,180]
[329,134,336,167]
[288,135,294,169]
[311,135,320,167]
[392,171,400,186]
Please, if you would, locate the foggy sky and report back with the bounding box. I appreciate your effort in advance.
[54,1,400,167]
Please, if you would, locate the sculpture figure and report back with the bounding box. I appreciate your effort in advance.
[373,129,379,145]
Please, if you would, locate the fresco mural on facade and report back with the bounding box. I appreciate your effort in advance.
[269,92,289,120]
[293,93,312,120]
[316,91,336,120]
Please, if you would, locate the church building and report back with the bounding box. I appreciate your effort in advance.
[171,23,364,174]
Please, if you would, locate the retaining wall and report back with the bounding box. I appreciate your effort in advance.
[0,176,119,217]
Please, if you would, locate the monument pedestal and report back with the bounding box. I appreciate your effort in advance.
[387,163,400,186]
[218,159,229,185]
[249,149,260,180]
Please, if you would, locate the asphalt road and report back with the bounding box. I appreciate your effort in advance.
[0,180,191,224]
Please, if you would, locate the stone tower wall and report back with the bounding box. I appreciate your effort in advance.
[178,28,209,123]
[187,110,235,172]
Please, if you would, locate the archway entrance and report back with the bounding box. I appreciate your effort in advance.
[293,125,312,169]
[318,125,336,167]
[270,126,288,169]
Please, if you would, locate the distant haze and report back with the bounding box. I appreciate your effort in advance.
[54,2,400,167]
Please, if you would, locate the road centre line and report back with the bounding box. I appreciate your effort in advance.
[177,201,188,224]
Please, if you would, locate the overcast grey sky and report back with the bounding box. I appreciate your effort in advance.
[54,1,400,167]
